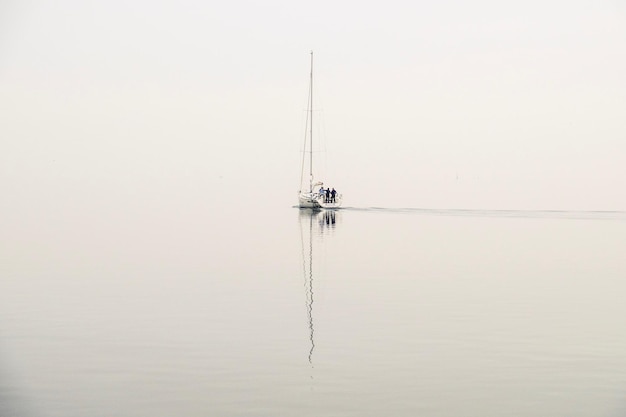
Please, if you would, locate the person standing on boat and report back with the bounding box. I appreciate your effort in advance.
[318,185,325,199]
[331,188,336,203]
[325,188,331,203]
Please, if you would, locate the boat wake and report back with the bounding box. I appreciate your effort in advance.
[338,207,626,221]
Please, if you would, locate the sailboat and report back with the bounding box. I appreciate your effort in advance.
[298,51,342,209]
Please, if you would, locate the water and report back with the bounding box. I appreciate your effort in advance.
[1,195,626,416]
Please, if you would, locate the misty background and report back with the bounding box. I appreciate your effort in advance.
[1,0,625,211]
[2,3,626,416]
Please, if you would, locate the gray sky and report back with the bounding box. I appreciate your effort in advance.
[1,0,625,210]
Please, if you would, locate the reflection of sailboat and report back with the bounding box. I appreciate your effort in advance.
[299,210,316,364]
[297,51,343,209]
[298,209,341,365]
[318,210,337,230]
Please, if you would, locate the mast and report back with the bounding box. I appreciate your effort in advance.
[309,50,314,193]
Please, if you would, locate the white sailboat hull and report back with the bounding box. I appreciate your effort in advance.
[298,192,322,209]
[298,192,342,209]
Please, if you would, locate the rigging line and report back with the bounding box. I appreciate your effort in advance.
[310,50,314,192]
[299,73,312,191]
[308,56,329,180]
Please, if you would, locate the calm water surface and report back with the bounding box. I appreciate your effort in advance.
[1,196,625,416]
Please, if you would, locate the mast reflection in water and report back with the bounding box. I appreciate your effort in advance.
[298,209,341,365]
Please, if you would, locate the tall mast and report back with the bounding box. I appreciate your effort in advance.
[309,51,313,192]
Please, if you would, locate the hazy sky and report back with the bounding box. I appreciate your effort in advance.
[1,0,625,210]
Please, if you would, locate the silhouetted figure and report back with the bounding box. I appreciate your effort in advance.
[325,188,330,203]
[331,188,336,203]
